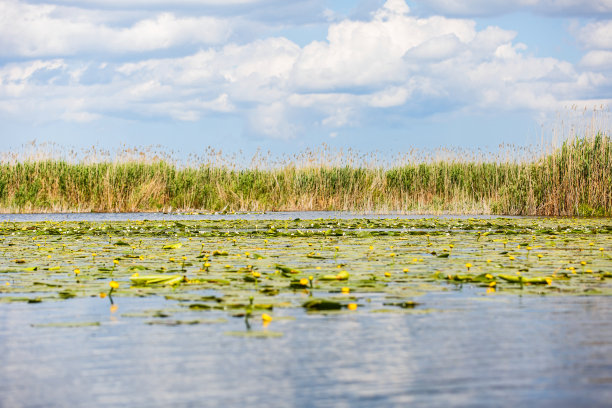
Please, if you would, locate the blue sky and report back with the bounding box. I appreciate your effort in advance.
[0,0,610,159]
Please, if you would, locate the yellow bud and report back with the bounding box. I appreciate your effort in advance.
[341,287,350,293]
[347,303,357,311]
[109,281,119,289]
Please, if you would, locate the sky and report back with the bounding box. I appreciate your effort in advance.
[0,0,611,159]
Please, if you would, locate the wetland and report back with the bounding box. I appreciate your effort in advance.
[1,213,612,406]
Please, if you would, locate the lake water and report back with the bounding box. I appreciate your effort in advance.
[0,211,514,222]
[0,213,611,407]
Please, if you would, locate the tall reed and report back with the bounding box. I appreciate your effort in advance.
[0,132,610,215]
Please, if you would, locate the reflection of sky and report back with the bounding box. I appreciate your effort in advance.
[0,212,521,222]
[1,292,612,406]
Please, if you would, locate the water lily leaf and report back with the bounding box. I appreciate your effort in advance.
[162,242,182,250]
[302,298,343,310]
[130,274,184,286]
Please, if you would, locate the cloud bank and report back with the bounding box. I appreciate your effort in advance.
[0,0,610,139]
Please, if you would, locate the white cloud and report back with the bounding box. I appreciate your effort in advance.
[0,0,231,57]
[575,20,612,50]
[580,50,612,70]
[0,0,610,138]
[292,2,477,91]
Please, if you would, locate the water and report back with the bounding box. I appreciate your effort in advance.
[0,211,515,222]
[1,291,611,407]
[0,212,611,407]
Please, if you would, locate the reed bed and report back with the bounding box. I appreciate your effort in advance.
[0,130,610,216]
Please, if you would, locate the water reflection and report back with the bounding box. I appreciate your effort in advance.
[1,293,611,407]
[0,211,516,222]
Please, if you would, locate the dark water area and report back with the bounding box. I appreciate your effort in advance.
[1,291,611,407]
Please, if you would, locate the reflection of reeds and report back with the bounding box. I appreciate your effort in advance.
[1,108,610,215]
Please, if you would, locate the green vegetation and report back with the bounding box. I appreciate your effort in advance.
[0,133,610,215]
[1,217,611,332]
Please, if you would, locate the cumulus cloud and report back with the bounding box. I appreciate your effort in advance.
[0,0,231,57]
[575,20,612,50]
[0,0,610,138]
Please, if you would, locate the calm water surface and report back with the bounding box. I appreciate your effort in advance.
[0,211,513,222]
[1,212,611,407]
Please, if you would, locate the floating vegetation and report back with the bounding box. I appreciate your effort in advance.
[1,217,611,334]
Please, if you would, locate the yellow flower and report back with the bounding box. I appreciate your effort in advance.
[252,271,261,278]
[486,259,492,263]
[545,278,552,285]
[347,303,358,311]
[261,313,272,322]
[485,273,493,280]
[131,273,139,278]
[73,268,80,275]
[299,278,308,286]
[113,259,119,265]
[465,263,472,270]
[341,287,350,294]
[384,272,391,277]
[403,268,410,272]
[580,261,587,266]
[109,281,119,289]
[489,281,496,287]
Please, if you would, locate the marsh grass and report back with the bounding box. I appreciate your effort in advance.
[1,111,610,216]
